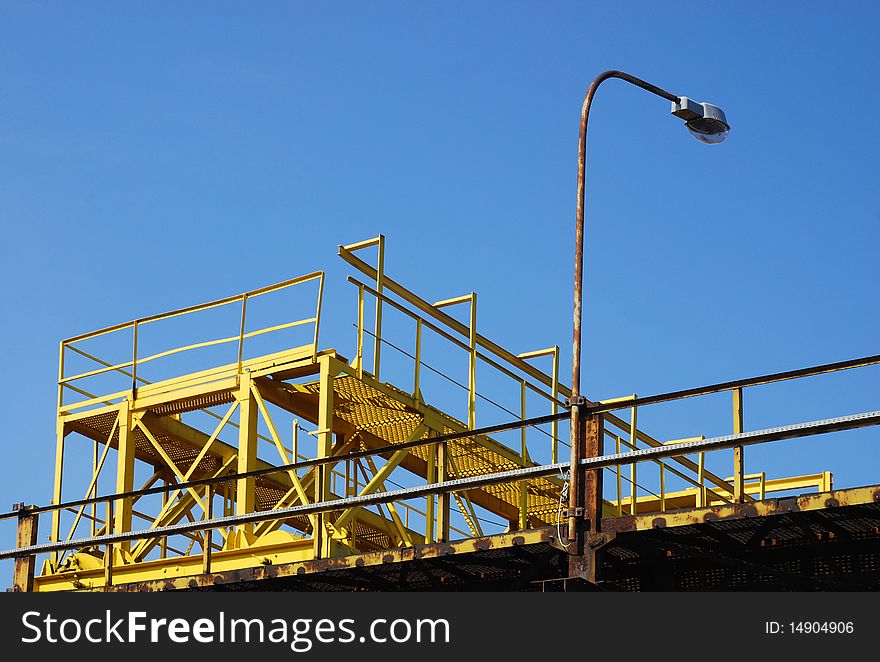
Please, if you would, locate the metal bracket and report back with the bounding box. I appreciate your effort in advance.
[565,507,584,518]
[565,395,587,408]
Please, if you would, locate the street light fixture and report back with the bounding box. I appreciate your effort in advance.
[567,70,730,567]
[672,97,731,144]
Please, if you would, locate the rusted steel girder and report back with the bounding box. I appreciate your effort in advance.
[12,504,38,592]
[567,413,608,582]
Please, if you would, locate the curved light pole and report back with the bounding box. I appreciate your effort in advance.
[567,70,730,558]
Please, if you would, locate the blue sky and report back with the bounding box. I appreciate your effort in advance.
[0,2,878,579]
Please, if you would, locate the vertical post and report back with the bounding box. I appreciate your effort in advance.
[13,506,38,592]
[659,463,666,512]
[615,435,622,516]
[425,441,436,543]
[356,284,365,379]
[467,293,477,430]
[551,346,559,464]
[373,234,385,380]
[567,403,583,546]
[733,387,744,503]
[569,414,604,581]
[91,437,99,537]
[315,356,335,558]
[57,340,65,411]
[237,294,248,376]
[629,406,638,516]
[202,484,213,575]
[584,415,604,533]
[131,321,139,393]
[437,441,450,543]
[519,380,529,530]
[413,318,422,397]
[697,452,706,507]
[236,371,258,535]
[104,498,114,587]
[114,401,134,553]
[292,419,299,461]
[312,272,325,363]
[160,481,168,559]
[51,419,65,567]
[53,341,66,567]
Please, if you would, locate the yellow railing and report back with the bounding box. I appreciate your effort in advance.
[58,271,325,411]
[341,237,566,473]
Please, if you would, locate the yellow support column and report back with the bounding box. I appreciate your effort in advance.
[425,441,436,543]
[315,356,335,558]
[50,418,66,567]
[114,401,134,552]
[437,442,450,543]
[518,380,529,530]
[236,371,258,536]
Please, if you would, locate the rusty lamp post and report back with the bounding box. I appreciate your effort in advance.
[567,70,729,571]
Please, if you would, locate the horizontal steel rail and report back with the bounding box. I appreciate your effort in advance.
[588,354,880,414]
[0,411,566,522]
[3,409,877,560]
[63,271,324,345]
[8,352,878,522]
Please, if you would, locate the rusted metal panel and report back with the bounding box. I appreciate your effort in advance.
[603,485,880,533]
[73,527,556,592]
[12,505,38,592]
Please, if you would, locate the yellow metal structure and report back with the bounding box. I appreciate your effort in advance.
[17,235,848,592]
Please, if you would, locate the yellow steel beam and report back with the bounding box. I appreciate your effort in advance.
[113,402,135,552]
[315,356,335,557]
[129,455,237,562]
[361,455,413,547]
[334,423,427,531]
[236,372,258,534]
[39,528,555,592]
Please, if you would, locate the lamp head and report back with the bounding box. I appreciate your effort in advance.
[671,97,730,144]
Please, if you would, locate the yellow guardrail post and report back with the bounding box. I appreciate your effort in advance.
[237,294,248,377]
[629,404,638,515]
[433,293,478,429]
[468,294,477,429]
[57,341,65,410]
[104,497,114,587]
[659,462,666,512]
[519,380,529,530]
[132,321,139,393]
[160,485,168,559]
[312,272,325,363]
[356,283,365,378]
[518,346,561,462]
[733,387,744,503]
[413,318,422,397]
[202,484,213,575]
[374,236,385,379]
[425,441,436,543]
[615,434,623,516]
[698,451,706,507]
[437,441,449,543]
